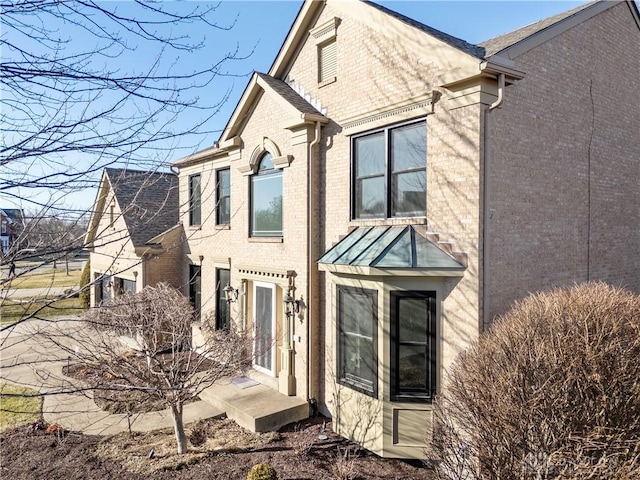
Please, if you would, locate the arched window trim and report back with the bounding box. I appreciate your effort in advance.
[239,138,293,176]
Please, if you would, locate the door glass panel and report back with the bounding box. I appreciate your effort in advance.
[254,285,273,371]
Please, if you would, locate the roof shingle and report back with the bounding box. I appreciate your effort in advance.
[105,168,179,248]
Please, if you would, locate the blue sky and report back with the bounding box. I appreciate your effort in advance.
[5,0,592,212]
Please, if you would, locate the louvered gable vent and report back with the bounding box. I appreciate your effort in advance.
[310,17,340,85]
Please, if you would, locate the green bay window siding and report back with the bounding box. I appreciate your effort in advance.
[250,153,283,237]
[216,168,230,225]
[189,174,201,226]
[337,286,378,397]
[390,291,437,401]
[352,120,426,220]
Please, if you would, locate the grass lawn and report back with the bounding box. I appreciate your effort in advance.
[0,383,42,432]
[0,297,85,324]
[8,268,81,289]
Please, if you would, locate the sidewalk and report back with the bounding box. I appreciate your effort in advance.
[1,319,224,435]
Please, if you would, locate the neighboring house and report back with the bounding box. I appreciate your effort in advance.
[0,208,25,257]
[85,168,182,307]
[94,0,638,459]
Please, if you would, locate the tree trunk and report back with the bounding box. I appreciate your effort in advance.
[170,403,188,454]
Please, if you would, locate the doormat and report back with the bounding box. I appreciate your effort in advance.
[231,376,260,389]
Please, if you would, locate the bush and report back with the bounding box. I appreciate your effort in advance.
[247,463,278,480]
[78,259,91,308]
[432,282,640,480]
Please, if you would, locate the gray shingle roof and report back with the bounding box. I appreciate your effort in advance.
[479,1,598,57]
[256,72,324,115]
[363,1,486,59]
[1,209,24,222]
[105,168,179,248]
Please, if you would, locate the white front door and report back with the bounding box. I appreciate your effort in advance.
[253,282,276,375]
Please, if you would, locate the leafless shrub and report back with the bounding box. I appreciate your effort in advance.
[431,282,640,479]
[38,283,252,454]
[330,446,358,480]
[288,424,315,456]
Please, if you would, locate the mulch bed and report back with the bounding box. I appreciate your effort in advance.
[0,417,436,479]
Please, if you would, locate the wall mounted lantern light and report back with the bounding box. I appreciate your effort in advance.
[284,289,306,322]
[223,283,239,303]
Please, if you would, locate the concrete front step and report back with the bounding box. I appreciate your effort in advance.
[199,379,309,432]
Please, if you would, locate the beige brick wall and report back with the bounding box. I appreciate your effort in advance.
[487,2,640,320]
[90,188,184,307]
[282,2,483,432]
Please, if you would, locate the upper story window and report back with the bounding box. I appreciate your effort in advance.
[250,153,282,237]
[216,168,230,225]
[352,120,426,220]
[390,291,436,401]
[189,264,201,319]
[189,174,201,227]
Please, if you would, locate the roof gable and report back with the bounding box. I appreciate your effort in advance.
[480,0,640,59]
[85,168,179,248]
[219,71,326,143]
[269,0,488,88]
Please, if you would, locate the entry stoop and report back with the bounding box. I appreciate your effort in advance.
[199,379,309,432]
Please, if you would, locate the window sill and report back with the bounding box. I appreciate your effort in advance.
[338,378,377,399]
[319,76,336,88]
[215,224,230,230]
[349,217,427,227]
[248,237,283,243]
[188,225,202,231]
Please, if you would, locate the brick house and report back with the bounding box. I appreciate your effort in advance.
[85,168,183,306]
[1,208,25,257]
[91,0,639,458]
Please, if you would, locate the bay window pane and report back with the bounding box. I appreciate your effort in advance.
[398,345,427,390]
[399,298,428,342]
[339,287,377,396]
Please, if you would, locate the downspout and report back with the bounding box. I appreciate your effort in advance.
[307,120,322,403]
[483,73,504,331]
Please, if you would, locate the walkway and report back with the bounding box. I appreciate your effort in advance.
[1,317,224,435]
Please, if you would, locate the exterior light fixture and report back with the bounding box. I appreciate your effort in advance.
[284,289,306,322]
[223,283,238,303]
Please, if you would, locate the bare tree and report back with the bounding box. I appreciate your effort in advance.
[0,0,246,332]
[38,283,251,454]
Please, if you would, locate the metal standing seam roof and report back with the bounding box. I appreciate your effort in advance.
[317,225,465,271]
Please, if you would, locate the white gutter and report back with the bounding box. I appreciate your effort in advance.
[490,73,505,110]
[306,119,322,403]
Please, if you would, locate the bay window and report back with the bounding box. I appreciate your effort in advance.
[337,286,378,396]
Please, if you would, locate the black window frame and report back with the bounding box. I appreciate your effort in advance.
[215,268,230,330]
[188,264,201,319]
[250,153,283,237]
[337,285,378,397]
[189,174,202,227]
[390,290,437,402]
[351,119,427,220]
[216,167,230,225]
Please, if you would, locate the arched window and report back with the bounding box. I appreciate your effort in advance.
[250,153,283,237]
